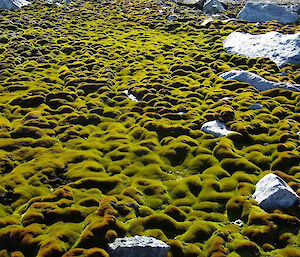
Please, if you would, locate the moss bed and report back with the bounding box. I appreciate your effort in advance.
[0,0,299,256]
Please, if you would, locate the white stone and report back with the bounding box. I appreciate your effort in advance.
[203,0,224,14]
[108,236,170,257]
[237,2,298,24]
[230,219,243,227]
[0,0,30,10]
[124,90,139,102]
[253,173,298,210]
[201,120,235,137]
[220,70,300,92]
[223,31,300,67]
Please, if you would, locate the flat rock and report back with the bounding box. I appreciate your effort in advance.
[220,70,300,92]
[253,173,299,210]
[201,120,235,137]
[223,31,300,67]
[0,0,30,9]
[203,0,224,14]
[108,236,170,257]
[175,0,205,7]
[237,2,298,24]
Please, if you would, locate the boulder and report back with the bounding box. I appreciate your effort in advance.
[220,70,300,92]
[223,31,300,67]
[203,0,224,14]
[108,236,170,257]
[0,0,30,10]
[253,173,299,210]
[237,2,298,24]
[201,120,235,137]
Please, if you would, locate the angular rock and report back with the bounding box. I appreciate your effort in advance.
[220,70,300,92]
[237,2,298,24]
[253,173,299,210]
[223,31,300,67]
[203,0,224,14]
[0,0,30,10]
[108,236,170,257]
[201,120,235,137]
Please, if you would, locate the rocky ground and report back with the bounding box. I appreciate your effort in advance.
[0,0,299,256]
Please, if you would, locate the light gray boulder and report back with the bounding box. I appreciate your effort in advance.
[108,236,170,257]
[223,31,300,67]
[203,0,224,14]
[0,0,30,10]
[220,70,300,92]
[201,120,235,137]
[237,2,298,24]
[253,173,299,210]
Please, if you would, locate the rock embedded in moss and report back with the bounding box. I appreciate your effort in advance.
[238,2,299,24]
[108,236,170,257]
[253,173,299,210]
[223,32,300,67]
[201,120,236,137]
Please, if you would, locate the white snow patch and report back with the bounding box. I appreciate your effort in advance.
[223,31,300,67]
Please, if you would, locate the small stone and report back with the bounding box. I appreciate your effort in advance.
[230,219,243,227]
[124,90,139,102]
[253,173,299,210]
[167,14,178,21]
[237,2,298,24]
[201,120,235,137]
[249,103,263,110]
[108,236,170,257]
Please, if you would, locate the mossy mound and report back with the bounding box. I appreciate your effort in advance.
[0,0,299,256]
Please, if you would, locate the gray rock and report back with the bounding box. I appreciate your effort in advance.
[253,173,299,210]
[201,120,235,137]
[175,0,205,8]
[249,103,263,110]
[223,31,300,67]
[203,0,224,14]
[220,70,300,92]
[0,0,30,10]
[108,236,170,257]
[167,14,178,21]
[286,4,300,15]
[237,2,298,24]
